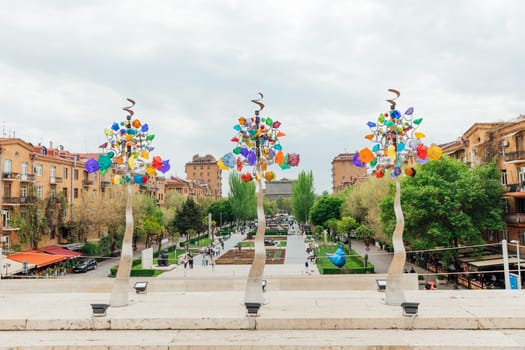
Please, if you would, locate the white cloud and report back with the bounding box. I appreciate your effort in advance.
[0,0,524,194]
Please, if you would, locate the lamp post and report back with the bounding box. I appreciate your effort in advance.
[511,240,521,290]
[85,98,170,307]
[218,93,299,314]
[357,89,442,305]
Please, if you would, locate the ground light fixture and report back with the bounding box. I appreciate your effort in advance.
[134,281,148,294]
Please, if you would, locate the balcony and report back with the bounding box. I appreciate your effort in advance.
[505,213,525,225]
[20,174,35,182]
[83,180,94,187]
[1,224,20,231]
[50,176,63,185]
[504,151,525,163]
[2,197,30,205]
[101,181,111,188]
[2,172,19,181]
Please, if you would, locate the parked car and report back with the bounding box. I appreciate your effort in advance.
[72,258,97,273]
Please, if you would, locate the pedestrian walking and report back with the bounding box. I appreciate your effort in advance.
[305,260,309,274]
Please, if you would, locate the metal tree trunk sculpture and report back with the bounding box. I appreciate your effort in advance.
[85,99,170,307]
[356,89,442,305]
[218,93,299,314]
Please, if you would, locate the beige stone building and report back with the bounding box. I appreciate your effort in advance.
[441,115,525,256]
[331,152,368,193]
[264,178,293,200]
[164,176,209,199]
[0,138,170,251]
[185,154,222,199]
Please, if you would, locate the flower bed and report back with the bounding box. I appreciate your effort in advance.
[216,248,286,264]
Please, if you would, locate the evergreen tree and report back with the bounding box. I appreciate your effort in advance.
[291,170,315,224]
[174,196,205,238]
[228,173,256,222]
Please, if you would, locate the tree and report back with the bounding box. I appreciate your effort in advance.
[337,216,359,250]
[276,197,292,214]
[208,199,234,227]
[228,173,256,222]
[133,193,164,248]
[291,170,315,224]
[11,188,47,249]
[309,195,343,226]
[380,157,505,268]
[174,196,205,239]
[263,199,278,217]
[342,177,391,243]
[72,186,125,253]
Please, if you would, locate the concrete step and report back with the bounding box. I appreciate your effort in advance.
[0,329,524,349]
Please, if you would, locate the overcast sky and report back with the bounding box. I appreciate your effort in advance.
[1,1,524,195]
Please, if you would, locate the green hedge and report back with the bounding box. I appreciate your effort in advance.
[320,266,374,274]
[265,229,287,236]
[109,266,157,277]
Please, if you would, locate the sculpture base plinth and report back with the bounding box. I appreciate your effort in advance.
[385,273,406,306]
[109,278,130,307]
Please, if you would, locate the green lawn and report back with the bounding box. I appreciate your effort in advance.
[315,244,374,273]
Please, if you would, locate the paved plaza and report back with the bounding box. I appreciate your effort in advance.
[0,234,524,349]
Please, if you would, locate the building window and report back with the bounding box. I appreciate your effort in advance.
[36,186,43,199]
[63,188,68,200]
[74,169,79,180]
[63,167,68,179]
[92,189,97,198]
[470,150,476,164]
[35,164,43,176]
[519,167,525,191]
[501,170,507,185]
[50,187,56,198]
[74,188,79,199]
[517,134,523,152]
[3,183,10,197]
[21,184,27,198]
[3,159,11,175]
[520,231,525,245]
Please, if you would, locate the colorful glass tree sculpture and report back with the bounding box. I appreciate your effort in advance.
[85,98,170,307]
[218,93,299,314]
[356,89,442,305]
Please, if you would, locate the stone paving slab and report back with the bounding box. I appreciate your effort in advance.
[0,330,524,349]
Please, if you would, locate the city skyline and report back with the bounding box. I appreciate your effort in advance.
[1,1,524,194]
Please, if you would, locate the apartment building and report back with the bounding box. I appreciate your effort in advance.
[184,154,222,199]
[441,115,525,256]
[164,176,209,198]
[331,152,368,193]
[0,139,87,249]
[0,139,171,251]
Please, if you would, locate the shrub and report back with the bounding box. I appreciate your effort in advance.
[80,242,99,257]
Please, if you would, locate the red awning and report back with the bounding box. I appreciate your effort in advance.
[43,245,83,259]
[8,250,67,268]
